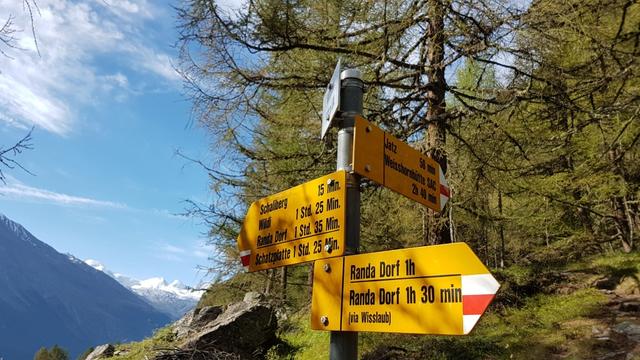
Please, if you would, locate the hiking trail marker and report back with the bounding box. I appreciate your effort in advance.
[353,115,450,212]
[311,243,499,335]
[232,64,489,360]
[237,171,347,272]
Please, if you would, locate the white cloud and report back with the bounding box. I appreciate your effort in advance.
[0,75,72,134]
[97,0,155,20]
[0,0,179,135]
[155,252,184,262]
[154,243,186,262]
[162,244,186,254]
[0,182,127,208]
[103,73,129,88]
[140,51,181,82]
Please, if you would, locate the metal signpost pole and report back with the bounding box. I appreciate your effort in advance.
[330,68,363,360]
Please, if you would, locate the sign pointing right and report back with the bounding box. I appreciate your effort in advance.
[311,243,499,335]
[352,115,450,212]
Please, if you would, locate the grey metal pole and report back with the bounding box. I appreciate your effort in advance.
[330,68,363,360]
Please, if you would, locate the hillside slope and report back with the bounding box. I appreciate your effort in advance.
[0,214,170,359]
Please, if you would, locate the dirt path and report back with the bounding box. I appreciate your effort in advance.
[557,275,640,360]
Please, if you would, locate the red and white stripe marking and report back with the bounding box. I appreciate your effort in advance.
[239,250,251,270]
[439,170,450,211]
[461,274,500,334]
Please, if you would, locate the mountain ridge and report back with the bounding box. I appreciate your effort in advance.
[84,259,203,319]
[0,213,171,359]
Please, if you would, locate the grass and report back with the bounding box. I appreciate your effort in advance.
[478,288,607,358]
[268,308,330,360]
[567,249,640,270]
[110,327,178,360]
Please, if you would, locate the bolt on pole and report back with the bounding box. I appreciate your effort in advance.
[330,68,363,360]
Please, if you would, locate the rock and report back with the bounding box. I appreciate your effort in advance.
[173,306,224,339]
[112,350,128,357]
[85,344,115,360]
[592,325,611,341]
[626,343,640,360]
[620,302,640,313]
[191,306,224,330]
[243,291,265,303]
[612,321,640,341]
[615,277,640,296]
[594,276,619,290]
[172,309,196,338]
[180,292,277,359]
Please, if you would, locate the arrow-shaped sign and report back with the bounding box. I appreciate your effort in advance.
[352,115,450,212]
[311,243,499,335]
[236,171,347,272]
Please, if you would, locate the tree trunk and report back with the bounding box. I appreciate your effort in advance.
[424,0,450,244]
[307,263,314,298]
[498,191,505,268]
[609,148,634,252]
[265,269,273,294]
[280,267,287,304]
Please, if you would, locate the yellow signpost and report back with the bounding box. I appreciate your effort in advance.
[311,243,499,335]
[232,64,483,359]
[237,171,347,272]
[353,116,450,212]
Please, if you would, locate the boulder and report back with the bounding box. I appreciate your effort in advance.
[173,306,224,338]
[172,309,196,338]
[191,306,224,329]
[85,344,114,360]
[179,292,277,359]
[615,277,640,296]
[613,321,640,342]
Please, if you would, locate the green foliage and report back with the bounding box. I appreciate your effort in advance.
[269,309,329,360]
[33,345,69,360]
[178,0,640,356]
[110,327,177,360]
[34,347,50,360]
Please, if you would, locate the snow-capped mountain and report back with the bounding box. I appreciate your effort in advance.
[85,259,203,320]
[0,214,170,360]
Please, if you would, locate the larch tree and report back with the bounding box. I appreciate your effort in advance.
[177,0,530,273]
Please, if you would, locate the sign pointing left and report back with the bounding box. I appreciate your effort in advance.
[237,171,347,272]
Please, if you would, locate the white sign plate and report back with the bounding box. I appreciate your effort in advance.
[321,59,341,139]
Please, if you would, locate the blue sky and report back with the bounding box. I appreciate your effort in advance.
[0,0,240,287]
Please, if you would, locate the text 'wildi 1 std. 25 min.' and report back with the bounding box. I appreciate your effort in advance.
[236,171,348,272]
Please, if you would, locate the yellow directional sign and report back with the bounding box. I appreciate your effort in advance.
[311,243,499,335]
[353,116,450,212]
[237,171,347,272]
